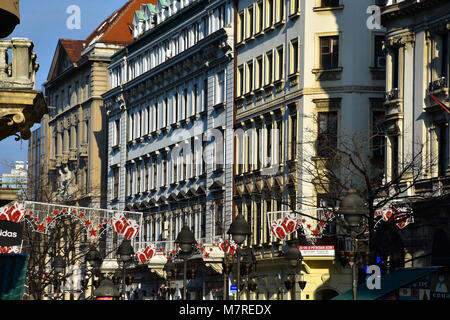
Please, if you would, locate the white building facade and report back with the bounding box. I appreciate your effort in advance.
[103,0,235,299]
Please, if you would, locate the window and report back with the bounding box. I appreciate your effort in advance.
[238,11,245,43]
[247,6,254,38]
[128,165,133,196]
[321,0,340,7]
[183,88,188,119]
[173,147,178,182]
[152,157,157,189]
[320,36,339,69]
[193,84,199,114]
[391,135,399,179]
[391,47,399,89]
[217,71,225,104]
[266,0,274,28]
[372,110,385,162]
[439,124,449,177]
[203,78,208,111]
[139,110,143,137]
[317,111,338,157]
[290,109,297,159]
[256,202,262,244]
[440,33,449,79]
[256,1,263,34]
[276,46,284,80]
[238,65,244,96]
[275,0,284,23]
[113,167,119,199]
[162,152,167,186]
[201,204,206,238]
[276,118,283,163]
[374,35,385,68]
[256,56,263,89]
[136,161,141,194]
[266,122,272,166]
[246,61,254,93]
[290,39,299,74]
[215,202,223,237]
[144,161,149,191]
[266,51,273,84]
[290,0,300,15]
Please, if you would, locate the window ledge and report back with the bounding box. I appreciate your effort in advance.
[212,101,226,110]
[313,6,344,12]
[312,67,343,81]
[289,11,301,19]
[264,25,275,33]
[255,30,264,38]
[112,144,121,151]
[236,41,246,49]
[274,19,285,28]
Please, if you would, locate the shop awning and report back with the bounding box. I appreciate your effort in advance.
[333,267,442,300]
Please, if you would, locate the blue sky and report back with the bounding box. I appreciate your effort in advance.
[0,0,127,174]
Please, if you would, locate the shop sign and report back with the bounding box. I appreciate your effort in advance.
[0,220,23,246]
[298,245,335,256]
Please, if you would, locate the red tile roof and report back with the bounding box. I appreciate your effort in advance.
[59,39,84,63]
[60,0,157,63]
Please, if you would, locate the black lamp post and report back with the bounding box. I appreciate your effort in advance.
[284,240,303,300]
[117,239,134,300]
[338,189,367,301]
[52,254,65,299]
[175,224,196,300]
[85,246,102,300]
[227,213,251,301]
[93,279,120,300]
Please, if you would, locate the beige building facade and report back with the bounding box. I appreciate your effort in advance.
[233,0,386,299]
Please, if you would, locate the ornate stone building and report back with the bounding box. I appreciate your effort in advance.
[103,0,235,299]
[233,0,386,300]
[381,0,450,268]
[29,0,150,207]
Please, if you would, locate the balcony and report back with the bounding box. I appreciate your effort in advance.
[385,88,401,102]
[427,77,448,96]
[0,38,47,141]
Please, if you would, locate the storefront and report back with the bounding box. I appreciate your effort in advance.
[333,266,450,300]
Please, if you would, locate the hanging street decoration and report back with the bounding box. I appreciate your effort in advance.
[0,201,143,254]
[374,204,414,230]
[269,210,335,240]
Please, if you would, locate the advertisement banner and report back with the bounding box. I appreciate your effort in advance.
[0,220,23,246]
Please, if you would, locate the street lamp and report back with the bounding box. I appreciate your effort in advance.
[227,213,251,301]
[117,239,135,300]
[338,189,367,300]
[85,246,102,300]
[284,240,303,300]
[175,224,197,300]
[93,279,120,300]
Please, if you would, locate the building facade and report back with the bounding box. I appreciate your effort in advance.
[103,0,235,299]
[0,160,27,199]
[30,0,150,207]
[381,0,450,269]
[233,0,386,300]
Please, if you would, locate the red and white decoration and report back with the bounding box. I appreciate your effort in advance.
[110,213,140,240]
[135,244,157,264]
[269,210,335,240]
[270,213,299,240]
[374,205,414,230]
[0,201,143,254]
[216,239,238,256]
[0,202,26,223]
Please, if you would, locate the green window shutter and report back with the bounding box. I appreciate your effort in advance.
[160,0,170,9]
